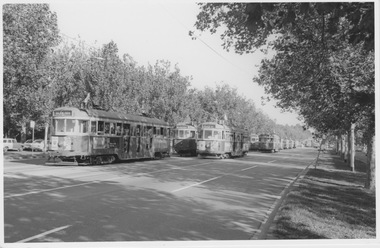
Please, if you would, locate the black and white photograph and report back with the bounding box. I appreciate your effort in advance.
[2,0,378,247]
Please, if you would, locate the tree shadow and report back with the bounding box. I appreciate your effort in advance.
[4,169,276,243]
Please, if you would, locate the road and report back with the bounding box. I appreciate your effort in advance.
[4,148,318,243]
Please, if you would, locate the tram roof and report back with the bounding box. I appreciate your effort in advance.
[54,107,170,126]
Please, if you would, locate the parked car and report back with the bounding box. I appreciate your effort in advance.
[31,139,45,151]
[3,138,23,152]
[22,139,34,151]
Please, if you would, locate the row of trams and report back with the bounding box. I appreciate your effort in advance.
[46,106,300,165]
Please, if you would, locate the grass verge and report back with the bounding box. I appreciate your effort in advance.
[266,151,376,239]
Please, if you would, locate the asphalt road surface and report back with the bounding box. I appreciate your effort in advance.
[4,148,318,243]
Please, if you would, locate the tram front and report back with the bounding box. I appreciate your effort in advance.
[46,107,91,165]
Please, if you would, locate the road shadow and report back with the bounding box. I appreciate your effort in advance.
[4,172,264,242]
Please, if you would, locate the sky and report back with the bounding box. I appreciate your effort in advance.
[46,0,303,126]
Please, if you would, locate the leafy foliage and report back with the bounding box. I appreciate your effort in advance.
[3,4,60,138]
[193,2,375,190]
[3,3,312,145]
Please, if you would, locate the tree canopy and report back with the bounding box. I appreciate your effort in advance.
[3,4,60,136]
[193,2,374,135]
[3,3,312,144]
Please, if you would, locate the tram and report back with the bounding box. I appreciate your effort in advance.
[173,122,197,156]
[196,122,249,159]
[282,139,289,149]
[249,133,260,151]
[258,134,281,152]
[289,139,295,149]
[46,106,172,165]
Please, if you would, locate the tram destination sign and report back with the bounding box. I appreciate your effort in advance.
[53,110,73,117]
[202,124,216,129]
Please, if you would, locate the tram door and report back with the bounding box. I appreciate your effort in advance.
[130,125,137,158]
[233,132,236,152]
[123,123,131,159]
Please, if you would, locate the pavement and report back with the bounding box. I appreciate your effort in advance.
[3,150,48,160]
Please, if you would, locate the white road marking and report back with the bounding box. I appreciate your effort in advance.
[5,181,101,199]
[171,176,222,193]
[240,165,258,171]
[16,225,71,243]
[267,160,277,163]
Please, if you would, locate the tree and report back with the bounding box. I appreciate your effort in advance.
[3,4,60,141]
[193,2,375,191]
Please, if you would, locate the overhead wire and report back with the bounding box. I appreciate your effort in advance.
[158,3,253,77]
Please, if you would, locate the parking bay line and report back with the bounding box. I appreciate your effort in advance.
[16,225,71,243]
[172,163,262,193]
[171,176,222,193]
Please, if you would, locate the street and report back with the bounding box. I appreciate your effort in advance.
[4,148,318,243]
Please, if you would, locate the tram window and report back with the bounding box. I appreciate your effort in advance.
[79,120,88,133]
[205,130,213,139]
[56,119,65,133]
[136,125,141,136]
[214,130,222,139]
[66,119,76,132]
[153,127,157,135]
[91,121,96,133]
[190,131,196,138]
[198,131,203,139]
[116,123,122,135]
[178,130,184,138]
[160,127,164,136]
[184,130,190,138]
[98,121,104,134]
[168,128,171,138]
[123,123,130,136]
[143,126,147,136]
[147,126,152,136]
[110,123,115,135]
[105,122,110,134]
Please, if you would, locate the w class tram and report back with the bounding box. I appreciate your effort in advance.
[249,133,260,151]
[196,122,249,159]
[258,133,281,152]
[173,122,197,156]
[46,106,172,165]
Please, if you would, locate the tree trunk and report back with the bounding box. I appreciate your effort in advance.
[336,135,340,155]
[21,122,27,143]
[366,134,375,192]
[347,132,351,165]
[342,134,348,162]
[340,135,345,160]
[349,123,356,172]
